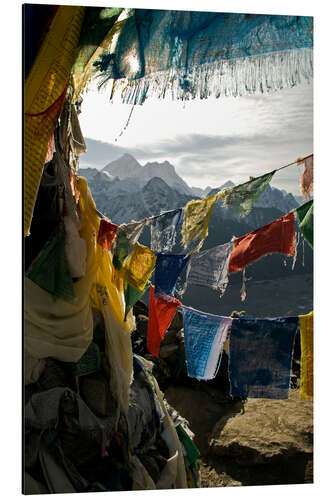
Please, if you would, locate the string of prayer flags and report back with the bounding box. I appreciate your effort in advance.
[181,194,218,252]
[182,306,232,380]
[27,227,76,302]
[150,209,182,253]
[298,154,313,199]
[299,311,313,400]
[97,218,118,251]
[221,171,276,217]
[186,241,234,294]
[113,219,147,270]
[228,211,296,274]
[154,254,189,298]
[121,242,156,292]
[295,200,313,249]
[147,286,181,357]
[228,316,299,399]
[124,281,150,321]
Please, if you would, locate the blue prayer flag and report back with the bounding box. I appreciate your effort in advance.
[154,254,189,297]
[229,317,299,399]
[182,306,232,380]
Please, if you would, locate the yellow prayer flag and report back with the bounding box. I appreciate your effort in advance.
[24,6,85,236]
[181,194,218,251]
[121,242,157,291]
[299,311,313,400]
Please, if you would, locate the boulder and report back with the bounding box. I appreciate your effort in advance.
[209,391,313,466]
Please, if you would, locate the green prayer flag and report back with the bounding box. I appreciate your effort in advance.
[222,170,276,216]
[124,281,150,321]
[27,228,75,302]
[71,342,101,377]
[296,200,313,248]
[176,424,200,467]
[113,233,130,270]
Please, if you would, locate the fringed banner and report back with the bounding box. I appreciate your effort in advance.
[147,286,180,357]
[93,11,312,104]
[97,218,118,251]
[24,6,85,236]
[229,316,299,399]
[299,311,313,400]
[186,241,234,294]
[296,200,313,249]
[182,306,231,380]
[221,171,276,217]
[154,254,189,298]
[150,209,182,253]
[181,195,218,252]
[228,211,296,274]
[121,242,156,292]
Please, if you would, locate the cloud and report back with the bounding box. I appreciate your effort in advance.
[80,82,312,195]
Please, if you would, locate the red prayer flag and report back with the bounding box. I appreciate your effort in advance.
[97,218,118,251]
[228,211,296,274]
[147,285,180,357]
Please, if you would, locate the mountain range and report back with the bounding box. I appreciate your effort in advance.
[80,153,300,218]
[80,152,311,270]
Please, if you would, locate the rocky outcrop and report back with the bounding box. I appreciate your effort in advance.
[209,391,313,483]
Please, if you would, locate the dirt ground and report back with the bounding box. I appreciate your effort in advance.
[165,385,313,488]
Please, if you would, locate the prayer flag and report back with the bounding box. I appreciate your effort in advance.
[296,200,313,249]
[27,228,75,302]
[124,281,150,321]
[154,254,189,297]
[113,219,147,270]
[150,209,182,253]
[299,311,313,400]
[229,316,299,399]
[186,241,234,294]
[97,218,118,251]
[298,155,313,199]
[181,195,218,252]
[182,306,232,380]
[221,171,275,217]
[147,286,180,357]
[121,242,156,291]
[228,211,296,274]
[24,6,85,236]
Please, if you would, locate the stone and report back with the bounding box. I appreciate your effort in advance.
[209,390,313,466]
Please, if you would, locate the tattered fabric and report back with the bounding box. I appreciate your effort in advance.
[147,286,180,357]
[154,254,189,298]
[121,242,156,292]
[186,241,234,294]
[150,209,182,253]
[24,6,85,236]
[181,195,218,252]
[229,316,299,399]
[27,227,75,302]
[296,200,313,249]
[93,11,313,104]
[113,219,147,270]
[228,211,296,274]
[298,154,313,199]
[299,311,313,400]
[97,218,118,251]
[124,281,150,321]
[182,306,232,380]
[221,171,275,217]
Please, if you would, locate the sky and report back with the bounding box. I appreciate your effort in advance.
[79,79,313,195]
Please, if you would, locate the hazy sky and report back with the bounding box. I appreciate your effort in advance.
[79,79,313,195]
